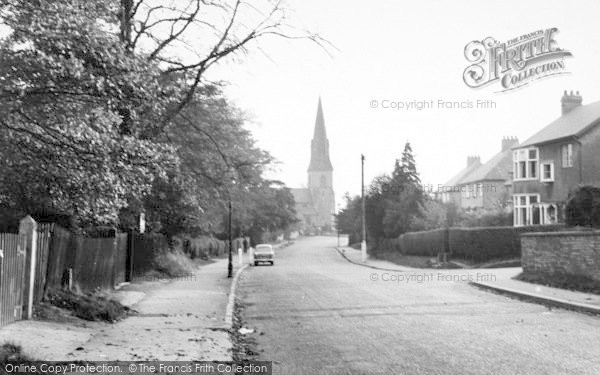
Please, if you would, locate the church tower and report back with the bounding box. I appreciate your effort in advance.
[307,98,335,230]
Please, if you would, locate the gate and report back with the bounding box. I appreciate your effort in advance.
[0,233,27,327]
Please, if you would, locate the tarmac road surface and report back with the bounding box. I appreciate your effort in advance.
[237,236,600,375]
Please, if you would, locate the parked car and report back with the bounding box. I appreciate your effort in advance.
[253,244,274,266]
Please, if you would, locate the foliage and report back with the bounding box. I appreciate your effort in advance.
[0,0,177,226]
[409,199,449,231]
[454,208,513,228]
[565,185,600,228]
[0,0,313,235]
[46,289,130,322]
[336,142,425,243]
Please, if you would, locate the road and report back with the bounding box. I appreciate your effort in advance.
[237,236,600,375]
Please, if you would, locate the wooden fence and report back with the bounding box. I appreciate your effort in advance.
[0,216,243,327]
[0,233,27,327]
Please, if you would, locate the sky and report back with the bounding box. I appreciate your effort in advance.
[209,0,600,207]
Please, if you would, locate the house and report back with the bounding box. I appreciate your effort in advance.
[291,98,336,233]
[440,156,481,206]
[512,91,600,226]
[458,137,518,210]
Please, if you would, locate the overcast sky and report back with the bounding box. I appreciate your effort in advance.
[211,0,600,206]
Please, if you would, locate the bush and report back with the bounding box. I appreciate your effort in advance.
[566,185,600,228]
[455,208,513,227]
[153,249,196,277]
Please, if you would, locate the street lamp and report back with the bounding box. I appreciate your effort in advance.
[336,203,341,247]
[361,154,367,262]
[228,198,233,278]
[226,169,237,278]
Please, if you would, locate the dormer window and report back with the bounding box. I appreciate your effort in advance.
[513,148,539,180]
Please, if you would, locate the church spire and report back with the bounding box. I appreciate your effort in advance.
[308,97,333,172]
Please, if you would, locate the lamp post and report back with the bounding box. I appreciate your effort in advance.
[336,203,341,247]
[226,168,237,278]
[228,198,233,278]
[361,154,367,262]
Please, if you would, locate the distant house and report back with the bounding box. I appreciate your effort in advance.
[458,137,518,210]
[512,91,600,226]
[440,156,481,206]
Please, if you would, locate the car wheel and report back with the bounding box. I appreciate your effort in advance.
[270,261,274,266]
[254,261,258,266]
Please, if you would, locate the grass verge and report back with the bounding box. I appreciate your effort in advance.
[45,290,131,322]
[516,271,600,295]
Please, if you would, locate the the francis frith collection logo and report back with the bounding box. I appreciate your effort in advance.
[463,28,572,92]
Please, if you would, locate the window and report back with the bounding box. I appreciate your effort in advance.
[561,144,573,168]
[513,148,539,180]
[513,194,541,226]
[462,185,470,199]
[540,162,554,182]
[472,184,477,198]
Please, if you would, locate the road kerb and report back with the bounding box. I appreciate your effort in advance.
[335,247,406,272]
[470,280,600,316]
[225,264,249,328]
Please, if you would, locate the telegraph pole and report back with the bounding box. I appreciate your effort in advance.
[361,154,367,262]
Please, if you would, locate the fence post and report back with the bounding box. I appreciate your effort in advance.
[19,215,37,320]
[125,229,134,282]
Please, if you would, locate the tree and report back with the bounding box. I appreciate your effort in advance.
[0,0,321,230]
[381,142,424,237]
[0,0,177,226]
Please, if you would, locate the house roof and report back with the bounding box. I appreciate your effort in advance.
[460,148,513,184]
[444,162,481,187]
[518,100,600,147]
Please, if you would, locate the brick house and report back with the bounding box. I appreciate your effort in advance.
[459,137,519,210]
[512,91,600,226]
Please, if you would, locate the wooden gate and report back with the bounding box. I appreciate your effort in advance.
[0,233,27,327]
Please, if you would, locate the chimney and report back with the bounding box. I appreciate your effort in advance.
[467,155,481,168]
[501,136,519,151]
[561,90,582,115]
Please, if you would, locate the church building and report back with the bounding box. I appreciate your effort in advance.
[291,98,336,233]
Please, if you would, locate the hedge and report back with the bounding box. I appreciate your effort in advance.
[398,229,446,257]
[374,225,565,263]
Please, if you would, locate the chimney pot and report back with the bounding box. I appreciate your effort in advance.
[561,90,583,115]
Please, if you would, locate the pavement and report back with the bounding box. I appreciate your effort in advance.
[0,251,253,361]
[339,245,600,315]
[238,236,600,374]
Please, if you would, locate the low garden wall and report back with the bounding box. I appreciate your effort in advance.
[521,230,600,281]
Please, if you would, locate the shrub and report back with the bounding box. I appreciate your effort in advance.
[153,249,196,277]
[566,185,600,228]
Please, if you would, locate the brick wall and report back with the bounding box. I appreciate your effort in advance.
[521,231,600,281]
